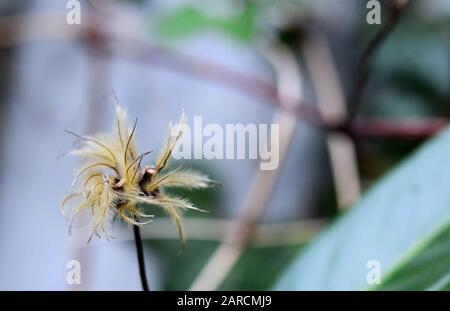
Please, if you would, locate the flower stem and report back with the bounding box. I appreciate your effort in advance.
[133,225,150,291]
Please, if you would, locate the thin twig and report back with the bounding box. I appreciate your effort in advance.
[189,42,304,291]
[0,10,446,139]
[348,0,412,118]
[133,225,150,291]
[301,33,361,209]
[350,118,448,138]
[99,39,319,123]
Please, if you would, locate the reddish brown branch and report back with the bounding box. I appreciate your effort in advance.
[0,11,445,140]
[81,35,450,140]
[89,36,326,122]
[349,118,448,139]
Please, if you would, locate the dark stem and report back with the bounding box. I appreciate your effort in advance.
[348,0,412,119]
[133,225,150,291]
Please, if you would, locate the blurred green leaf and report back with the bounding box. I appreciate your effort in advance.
[157,5,257,42]
[377,223,450,290]
[219,244,302,290]
[275,126,450,290]
[147,240,302,290]
[387,69,446,109]
[362,17,449,118]
[147,240,219,290]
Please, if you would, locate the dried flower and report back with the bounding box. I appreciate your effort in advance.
[61,103,213,243]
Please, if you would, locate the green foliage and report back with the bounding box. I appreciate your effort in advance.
[147,240,219,290]
[275,126,450,290]
[220,244,302,290]
[362,18,449,118]
[146,240,302,290]
[377,222,450,290]
[157,5,257,42]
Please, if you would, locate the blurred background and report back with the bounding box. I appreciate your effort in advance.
[0,0,448,290]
